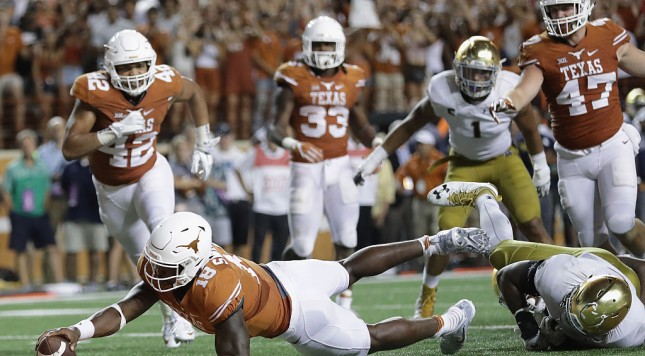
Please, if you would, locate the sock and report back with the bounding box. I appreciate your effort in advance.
[417,235,432,255]
[423,274,441,289]
[434,306,462,337]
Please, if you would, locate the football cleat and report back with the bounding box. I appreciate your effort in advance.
[430,227,493,256]
[440,299,476,355]
[162,314,196,348]
[413,285,437,318]
[162,319,181,348]
[427,182,500,207]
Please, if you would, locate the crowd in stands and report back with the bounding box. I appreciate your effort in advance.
[1,0,645,290]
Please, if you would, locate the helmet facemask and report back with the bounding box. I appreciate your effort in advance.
[453,36,501,100]
[563,275,631,336]
[143,212,214,292]
[540,0,595,37]
[104,30,157,96]
[302,16,346,70]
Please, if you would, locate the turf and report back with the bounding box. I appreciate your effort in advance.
[1,271,643,355]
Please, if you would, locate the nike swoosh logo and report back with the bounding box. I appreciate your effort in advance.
[143,108,154,116]
[587,49,598,56]
[622,140,630,144]
[335,84,344,90]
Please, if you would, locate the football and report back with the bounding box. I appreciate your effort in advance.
[36,335,76,356]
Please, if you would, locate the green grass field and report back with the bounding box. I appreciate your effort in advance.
[2,271,644,355]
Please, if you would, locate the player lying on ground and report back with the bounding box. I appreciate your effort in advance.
[424,181,645,351]
[36,211,475,355]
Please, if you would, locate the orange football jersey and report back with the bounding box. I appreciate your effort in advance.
[138,244,291,338]
[70,65,184,185]
[274,61,366,162]
[517,19,630,150]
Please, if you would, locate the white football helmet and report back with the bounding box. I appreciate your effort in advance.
[540,0,595,37]
[302,16,345,70]
[104,29,157,96]
[143,212,213,292]
[453,36,501,100]
[563,275,631,336]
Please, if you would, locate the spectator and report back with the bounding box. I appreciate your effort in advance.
[235,129,290,263]
[3,129,64,290]
[60,156,109,288]
[211,122,250,256]
[222,11,256,139]
[32,29,64,129]
[250,12,282,134]
[194,8,224,126]
[37,116,67,238]
[0,3,26,141]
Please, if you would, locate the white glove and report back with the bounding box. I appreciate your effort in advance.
[529,152,550,198]
[621,122,641,156]
[282,137,324,163]
[191,130,220,181]
[109,110,146,138]
[353,146,388,185]
[489,96,516,123]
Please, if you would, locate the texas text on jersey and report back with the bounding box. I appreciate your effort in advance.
[274,61,366,162]
[517,18,630,150]
[138,244,291,337]
[70,64,183,185]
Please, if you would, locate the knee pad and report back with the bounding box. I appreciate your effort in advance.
[607,214,635,235]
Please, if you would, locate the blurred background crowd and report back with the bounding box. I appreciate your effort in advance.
[1,0,645,293]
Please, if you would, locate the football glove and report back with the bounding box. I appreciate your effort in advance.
[109,110,146,138]
[282,137,324,163]
[353,146,387,185]
[191,135,220,181]
[489,96,516,123]
[529,152,550,198]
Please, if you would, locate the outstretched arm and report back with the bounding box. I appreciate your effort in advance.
[491,65,544,120]
[36,282,159,351]
[215,307,250,355]
[514,106,550,197]
[354,97,438,183]
[617,42,645,77]
[348,91,378,148]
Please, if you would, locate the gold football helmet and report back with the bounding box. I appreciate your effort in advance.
[453,36,501,100]
[564,275,631,336]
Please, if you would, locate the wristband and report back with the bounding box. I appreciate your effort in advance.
[281,137,299,151]
[111,303,127,331]
[529,152,547,166]
[72,319,95,340]
[195,124,211,146]
[514,309,539,340]
[97,128,117,146]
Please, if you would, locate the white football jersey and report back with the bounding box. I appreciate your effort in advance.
[427,70,519,161]
[534,253,645,347]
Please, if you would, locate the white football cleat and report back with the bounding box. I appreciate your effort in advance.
[430,227,493,256]
[162,314,196,348]
[440,299,476,355]
[427,182,500,207]
[173,316,196,343]
[162,320,181,348]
